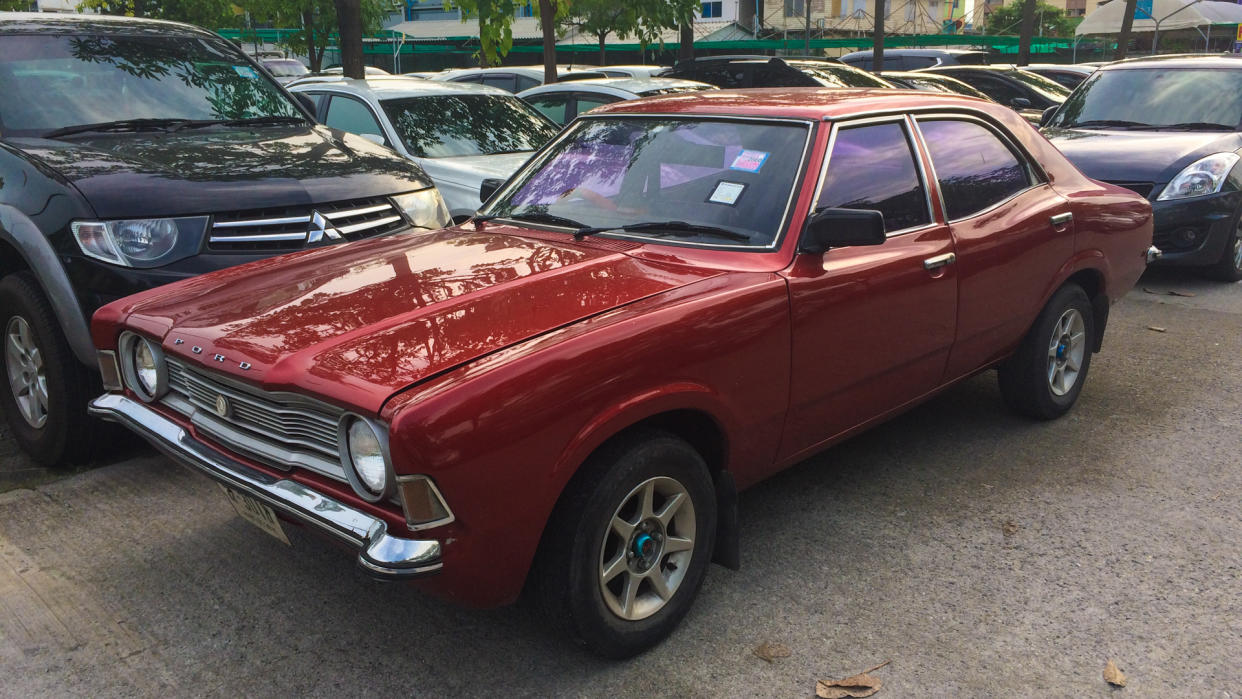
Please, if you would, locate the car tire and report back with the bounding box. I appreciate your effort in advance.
[0,272,99,467]
[997,283,1095,421]
[1202,214,1242,282]
[530,430,717,658]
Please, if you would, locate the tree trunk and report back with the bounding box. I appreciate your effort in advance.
[334,0,365,78]
[679,20,694,62]
[1115,0,1138,60]
[539,0,557,83]
[599,34,607,66]
[872,0,884,71]
[1017,0,1036,66]
[303,10,321,73]
[132,0,146,18]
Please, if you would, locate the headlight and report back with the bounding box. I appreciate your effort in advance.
[1157,153,1240,201]
[117,332,167,402]
[392,189,450,230]
[338,415,392,501]
[71,217,209,268]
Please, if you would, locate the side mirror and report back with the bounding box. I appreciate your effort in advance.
[1039,105,1059,127]
[1010,97,1033,110]
[294,93,317,118]
[799,208,886,254]
[479,177,505,204]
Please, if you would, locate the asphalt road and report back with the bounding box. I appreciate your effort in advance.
[1,269,1239,697]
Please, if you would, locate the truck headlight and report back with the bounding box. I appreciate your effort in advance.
[117,331,167,402]
[338,415,393,501]
[71,217,208,268]
[1157,153,1240,201]
[392,189,450,230]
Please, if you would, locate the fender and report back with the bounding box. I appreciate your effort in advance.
[0,203,95,366]
[1042,249,1111,351]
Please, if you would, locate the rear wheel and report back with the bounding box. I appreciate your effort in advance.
[998,283,1095,420]
[1202,214,1242,282]
[531,431,716,658]
[0,272,98,466]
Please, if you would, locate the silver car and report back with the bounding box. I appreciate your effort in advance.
[289,76,559,220]
[518,77,715,125]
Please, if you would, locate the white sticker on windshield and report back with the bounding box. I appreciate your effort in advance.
[708,181,746,206]
[233,65,260,79]
[730,149,769,173]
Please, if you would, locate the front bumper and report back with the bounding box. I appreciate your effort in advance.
[88,393,442,579]
[1150,190,1241,267]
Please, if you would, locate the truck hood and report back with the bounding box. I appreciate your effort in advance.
[11,126,431,218]
[110,225,721,412]
[1042,127,1242,187]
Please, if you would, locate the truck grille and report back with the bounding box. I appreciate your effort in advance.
[209,196,407,252]
[162,358,346,480]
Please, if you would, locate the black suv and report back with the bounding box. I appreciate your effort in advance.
[0,14,450,466]
[662,55,892,89]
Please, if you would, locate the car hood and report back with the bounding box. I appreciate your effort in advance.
[112,225,721,412]
[1042,127,1242,186]
[414,152,532,187]
[11,126,431,218]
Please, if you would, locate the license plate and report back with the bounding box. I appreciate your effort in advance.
[219,485,290,545]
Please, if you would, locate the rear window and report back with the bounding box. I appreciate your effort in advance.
[381,94,558,157]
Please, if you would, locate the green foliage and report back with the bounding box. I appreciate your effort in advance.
[984,1,1074,37]
[444,0,524,66]
[1,0,35,10]
[239,0,384,71]
[564,0,700,48]
[77,0,237,28]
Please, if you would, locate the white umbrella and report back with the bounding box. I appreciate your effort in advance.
[1076,0,1242,36]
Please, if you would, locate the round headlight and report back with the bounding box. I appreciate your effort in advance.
[112,219,178,261]
[133,340,159,395]
[119,332,166,402]
[340,416,391,500]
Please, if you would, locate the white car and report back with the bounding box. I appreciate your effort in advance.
[432,65,607,93]
[517,77,716,125]
[591,65,670,79]
[289,76,559,220]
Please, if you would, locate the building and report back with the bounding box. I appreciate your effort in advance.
[757,0,979,35]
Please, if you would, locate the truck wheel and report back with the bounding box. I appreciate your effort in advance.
[998,283,1095,420]
[0,272,97,467]
[531,431,717,658]
[1202,215,1242,282]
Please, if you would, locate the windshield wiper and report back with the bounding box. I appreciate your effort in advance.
[576,220,752,243]
[44,118,199,138]
[1149,122,1238,131]
[186,115,308,128]
[1066,119,1153,130]
[505,211,594,230]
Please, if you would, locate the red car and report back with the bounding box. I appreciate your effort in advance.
[88,89,1154,657]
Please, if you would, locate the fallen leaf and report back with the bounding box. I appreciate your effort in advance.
[1146,326,1167,333]
[1142,287,1159,295]
[1103,659,1127,687]
[1002,520,1020,538]
[1167,290,1196,297]
[753,641,790,663]
[816,661,890,699]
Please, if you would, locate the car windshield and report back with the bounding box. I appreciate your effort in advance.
[797,64,891,88]
[483,117,810,249]
[1051,68,1242,130]
[1004,69,1072,101]
[381,94,559,157]
[263,60,308,77]
[0,34,300,137]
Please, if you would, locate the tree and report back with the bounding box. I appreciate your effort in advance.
[1115,0,1138,60]
[78,0,235,27]
[244,0,385,73]
[334,0,364,78]
[1,0,34,9]
[563,0,699,66]
[872,0,884,73]
[538,0,558,84]
[1017,0,1035,65]
[444,0,524,66]
[983,0,1074,38]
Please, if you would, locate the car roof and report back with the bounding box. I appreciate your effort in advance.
[1025,64,1096,73]
[593,87,994,121]
[1101,53,1242,70]
[519,77,712,97]
[842,48,986,58]
[436,66,602,79]
[287,75,511,98]
[0,11,213,37]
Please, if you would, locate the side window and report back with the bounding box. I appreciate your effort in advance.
[573,93,621,116]
[482,74,515,92]
[963,75,1025,105]
[817,122,931,233]
[697,64,747,89]
[918,119,1033,220]
[450,74,482,83]
[904,56,937,69]
[526,94,570,124]
[324,95,385,141]
[515,74,540,91]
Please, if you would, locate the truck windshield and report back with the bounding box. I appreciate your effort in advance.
[0,34,300,137]
[1051,68,1242,130]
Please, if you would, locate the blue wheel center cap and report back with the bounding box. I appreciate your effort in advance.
[634,533,655,557]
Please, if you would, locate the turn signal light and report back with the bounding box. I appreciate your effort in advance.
[397,475,454,529]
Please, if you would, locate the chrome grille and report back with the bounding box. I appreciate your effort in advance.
[162,358,346,480]
[208,196,407,252]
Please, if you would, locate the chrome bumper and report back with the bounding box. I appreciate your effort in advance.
[89,393,442,579]
[1147,245,1163,264]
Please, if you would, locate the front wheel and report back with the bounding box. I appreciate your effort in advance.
[531,431,717,658]
[998,283,1095,420]
[1202,214,1242,282]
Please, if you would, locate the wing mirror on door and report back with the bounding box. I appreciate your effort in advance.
[1040,105,1059,127]
[798,208,886,254]
[1010,97,1033,110]
[479,178,505,205]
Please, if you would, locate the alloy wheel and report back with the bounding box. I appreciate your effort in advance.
[598,476,696,621]
[5,316,48,429]
[1047,308,1086,397]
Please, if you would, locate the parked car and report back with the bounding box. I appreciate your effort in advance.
[663,55,893,88]
[517,77,715,125]
[878,70,992,99]
[89,88,1153,658]
[840,48,990,70]
[259,58,309,85]
[433,66,608,93]
[1043,54,1242,280]
[321,65,391,76]
[289,76,559,220]
[1023,63,1097,89]
[593,65,670,79]
[0,13,449,466]
[924,65,1071,121]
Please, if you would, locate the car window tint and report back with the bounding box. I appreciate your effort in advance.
[817,122,930,233]
[959,74,1025,104]
[482,74,515,91]
[382,94,559,157]
[515,74,540,91]
[574,94,621,115]
[526,93,570,124]
[324,95,384,138]
[919,119,1032,220]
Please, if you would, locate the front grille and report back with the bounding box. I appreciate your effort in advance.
[208,196,407,252]
[162,358,346,480]
[1104,181,1155,199]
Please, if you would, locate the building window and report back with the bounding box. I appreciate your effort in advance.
[516,2,533,16]
[785,0,806,17]
[701,1,723,17]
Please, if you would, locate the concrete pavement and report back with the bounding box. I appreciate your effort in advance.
[1,270,1239,697]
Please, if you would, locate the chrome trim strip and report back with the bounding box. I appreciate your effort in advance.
[88,393,442,579]
[209,232,309,243]
[334,215,403,235]
[212,215,312,229]
[323,203,394,219]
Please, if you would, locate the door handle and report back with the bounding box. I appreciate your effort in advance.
[1050,212,1073,226]
[923,253,956,271]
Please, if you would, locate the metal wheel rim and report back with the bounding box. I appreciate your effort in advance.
[598,475,696,621]
[1231,233,1242,273]
[5,316,48,429]
[1046,308,1086,397]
